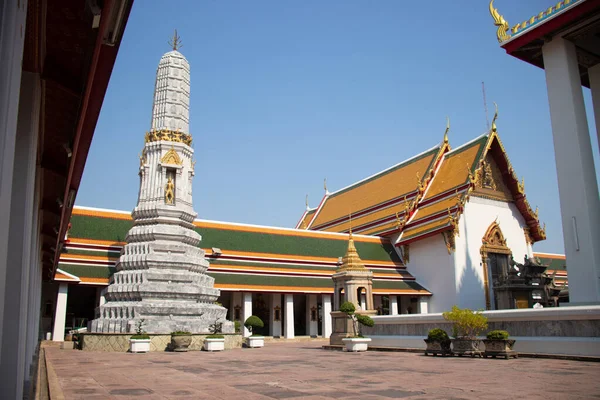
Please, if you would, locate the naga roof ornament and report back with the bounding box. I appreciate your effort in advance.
[490,0,511,43]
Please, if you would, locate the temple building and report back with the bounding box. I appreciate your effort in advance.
[42,21,573,341]
[45,101,569,340]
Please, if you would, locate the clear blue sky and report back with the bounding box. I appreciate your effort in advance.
[78,0,600,254]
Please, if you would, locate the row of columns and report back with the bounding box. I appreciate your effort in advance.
[231,292,333,338]
[0,71,44,397]
[230,292,430,339]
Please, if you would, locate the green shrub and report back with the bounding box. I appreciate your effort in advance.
[171,331,192,336]
[356,314,374,328]
[442,306,488,339]
[206,334,224,339]
[486,330,509,340]
[339,301,375,337]
[427,328,449,342]
[130,334,150,340]
[234,320,241,333]
[339,301,356,314]
[244,315,264,334]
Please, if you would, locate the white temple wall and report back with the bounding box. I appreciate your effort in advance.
[403,235,456,313]
[455,196,533,310]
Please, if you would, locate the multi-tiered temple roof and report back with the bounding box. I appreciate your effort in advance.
[56,206,430,296]
[297,119,546,248]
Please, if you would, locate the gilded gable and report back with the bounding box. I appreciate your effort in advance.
[472,154,513,202]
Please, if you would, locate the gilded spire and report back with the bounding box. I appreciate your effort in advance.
[168,29,182,51]
[339,215,366,271]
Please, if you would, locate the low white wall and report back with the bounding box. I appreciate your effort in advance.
[365,306,600,357]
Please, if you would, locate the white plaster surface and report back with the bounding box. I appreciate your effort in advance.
[403,235,456,313]
[367,306,600,356]
[389,295,398,315]
[542,37,600,304]
[52,284,68,342]
[322,294,332,338]
[455,196,532,310]
[284,294,295,339]
[243,293,252,337]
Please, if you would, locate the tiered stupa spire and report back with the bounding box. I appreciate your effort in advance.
[90,35,232,334]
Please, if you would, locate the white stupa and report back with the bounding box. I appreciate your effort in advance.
[91,32,232,334]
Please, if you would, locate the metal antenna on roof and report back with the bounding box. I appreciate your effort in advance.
[482,81,490,131]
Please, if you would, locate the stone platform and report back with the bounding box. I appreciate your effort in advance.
[79,333,242,352]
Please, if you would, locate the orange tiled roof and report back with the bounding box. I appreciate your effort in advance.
[308,145,444,231]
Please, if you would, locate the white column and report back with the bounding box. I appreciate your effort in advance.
[307,294,318,337]
[284,294,295,339]
[360,293,366,310]
[0,0,28,370]
[588,64,600,154]
[389,295,398,315]
[242,292,252,337]
[231,292,241,322]
[322,294,332,339]
[542,37,600,304]
[270,294,282,338]
[0,71,41,400]
[418,297,429,314]
[52,284,69,342]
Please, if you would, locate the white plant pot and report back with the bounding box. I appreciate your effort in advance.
[247,336,265,348]
[342,337,371,352]
[204,338,225,352]
[129,339,151,353]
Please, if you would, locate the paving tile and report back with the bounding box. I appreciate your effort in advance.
[46,343,600,400]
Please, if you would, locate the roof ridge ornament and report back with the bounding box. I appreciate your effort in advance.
[324,178,329,195]
[489,0,511,43]
[491,102,498,133]
[305,194,309,211]
[444,116,450,144]
[168,29,182,51]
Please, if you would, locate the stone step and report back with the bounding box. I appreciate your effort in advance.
[264,336,328,343]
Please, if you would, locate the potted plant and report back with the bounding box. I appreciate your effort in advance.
[170,330,192,352]
[204,319,225,352]
[244,315,265,348]
[442,306,488,357]
[483,330,518,359]
[424,328,452,356]
[234,320,242,334]
[339,301,375,352]
[129,319,151,353]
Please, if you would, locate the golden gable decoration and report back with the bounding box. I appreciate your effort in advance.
[160,147,183,166]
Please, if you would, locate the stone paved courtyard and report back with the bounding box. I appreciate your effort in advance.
[46,341,600,399]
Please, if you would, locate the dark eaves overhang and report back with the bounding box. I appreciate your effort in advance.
[50,0,134,279]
